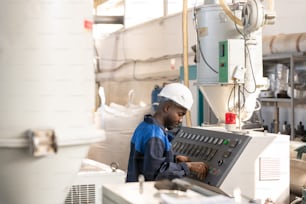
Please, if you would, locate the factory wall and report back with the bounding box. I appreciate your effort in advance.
[95,10,196,107]
[95,0,306,131]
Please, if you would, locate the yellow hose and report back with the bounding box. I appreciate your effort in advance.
[268,0,274,11]
[219,0,243,26]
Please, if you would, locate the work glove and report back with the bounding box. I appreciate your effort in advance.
[186,162,209,180]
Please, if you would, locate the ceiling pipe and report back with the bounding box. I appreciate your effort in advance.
[94,15,124,24]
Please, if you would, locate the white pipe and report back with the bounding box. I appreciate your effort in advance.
[262,32,306,55]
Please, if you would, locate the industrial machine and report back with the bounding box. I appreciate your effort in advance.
[101,125,289,204]
[196,0,275,128]
[102,125,289,204]
[172,126,289,203]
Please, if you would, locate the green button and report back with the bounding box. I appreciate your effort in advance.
[223,140,229,145]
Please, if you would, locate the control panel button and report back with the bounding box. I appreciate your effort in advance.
[223,139,229,145]
[194,146,201,156]
[229,140,239,148]
[218,138,224,145]
[207,149,217,161]
[213,138,219,145]
[203,136,209,143]
[223,151,231,158]
[208,137,214,144]
[180,143,187,153]
[218,160,224,166]
[199,147,207,158]
[204,148,212,160]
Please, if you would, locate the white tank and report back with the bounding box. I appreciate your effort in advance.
[0,1,105,204]
[196,3,242,84]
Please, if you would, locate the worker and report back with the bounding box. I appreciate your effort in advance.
[126,83,209,182]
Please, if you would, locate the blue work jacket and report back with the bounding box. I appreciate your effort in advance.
[126,115,190,182]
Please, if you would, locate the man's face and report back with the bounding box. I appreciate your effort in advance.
[164,103,187,130]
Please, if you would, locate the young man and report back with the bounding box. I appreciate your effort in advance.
[126,83,209,182]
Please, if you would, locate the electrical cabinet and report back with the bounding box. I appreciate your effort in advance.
[260,53,306,140]
[219,39,245,84]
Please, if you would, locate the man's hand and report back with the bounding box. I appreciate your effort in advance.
[186,162,209,180]
[176,155,191,163]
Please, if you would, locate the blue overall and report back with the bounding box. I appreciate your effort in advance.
[126,115,190,182]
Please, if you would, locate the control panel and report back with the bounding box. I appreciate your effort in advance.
[172,126,251,187]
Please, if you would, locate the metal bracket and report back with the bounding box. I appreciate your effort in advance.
[27,129,58,157]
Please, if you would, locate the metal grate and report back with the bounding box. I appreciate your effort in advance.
[64,184,96,204]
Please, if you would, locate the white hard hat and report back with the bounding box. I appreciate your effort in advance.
[158,83,193,110]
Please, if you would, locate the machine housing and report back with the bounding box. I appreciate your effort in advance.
[172,126,290,204]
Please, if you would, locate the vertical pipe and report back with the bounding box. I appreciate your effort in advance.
[163,0,168,17]
[182,0,192,127]
[274,103,279,133]
[290,55,295,140]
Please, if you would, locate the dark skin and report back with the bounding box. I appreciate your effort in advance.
[153,100,209,180]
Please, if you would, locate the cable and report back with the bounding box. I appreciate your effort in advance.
[244,43,257,93]
[193,8,218,74]
[227,83,246,113]
[93,41,101,73]
[231,2,257,94]
[97,53,186,73]
[227,85,236,112]
[98,57,128,62]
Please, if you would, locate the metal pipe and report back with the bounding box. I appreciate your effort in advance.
[263,33,306,55]
[94,15,124,24]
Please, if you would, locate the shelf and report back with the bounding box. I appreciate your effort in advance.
[263,52,306,62]
[262,52,306,140]
[259,98,291,103]
[259,98,306,104]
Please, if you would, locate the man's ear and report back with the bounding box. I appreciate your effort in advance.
[162,101,171,113]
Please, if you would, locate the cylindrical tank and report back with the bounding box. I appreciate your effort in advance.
[195,3,243,123]
[196,3,242,84]
[0,1,105,204]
